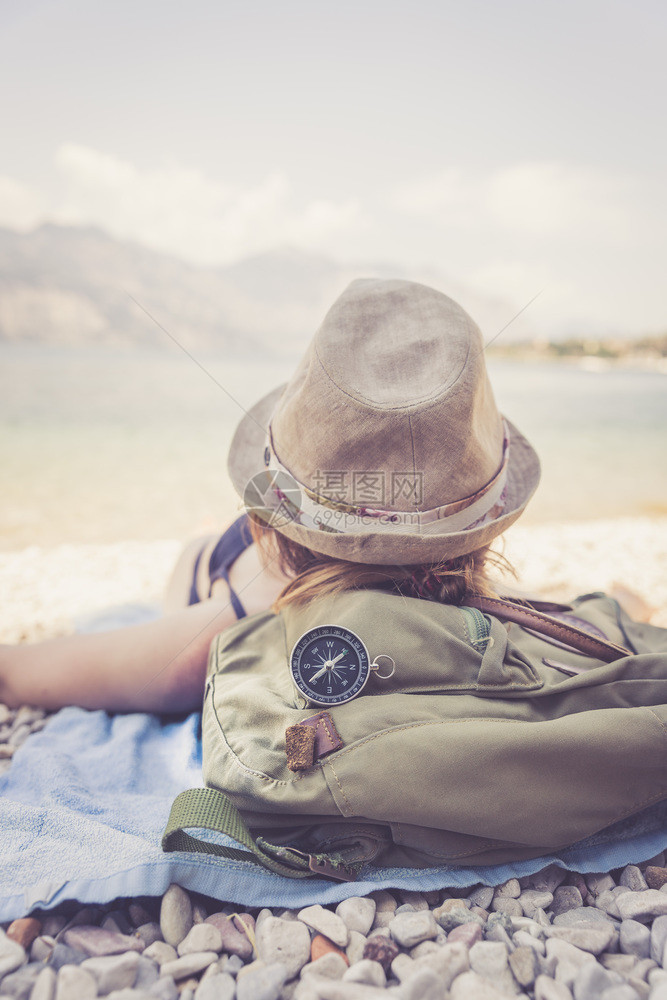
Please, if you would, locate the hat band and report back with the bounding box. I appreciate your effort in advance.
[261,422,510,537]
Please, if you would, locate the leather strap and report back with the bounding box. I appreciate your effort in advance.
[466,596,631,663]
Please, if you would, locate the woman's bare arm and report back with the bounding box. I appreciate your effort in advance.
[0,598,239,714]
[0,534,291,715]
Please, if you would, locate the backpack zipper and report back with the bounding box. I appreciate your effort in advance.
[460,606,492,650]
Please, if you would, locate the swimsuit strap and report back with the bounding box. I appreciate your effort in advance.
[188,515,253,619]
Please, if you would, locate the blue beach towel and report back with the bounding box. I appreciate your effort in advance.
[1,606,666,922]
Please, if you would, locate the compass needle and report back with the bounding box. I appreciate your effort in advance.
[291,625,388,706]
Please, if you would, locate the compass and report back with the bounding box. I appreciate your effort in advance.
[289,625,394,706]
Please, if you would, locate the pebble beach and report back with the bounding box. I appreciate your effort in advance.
[1,515,667,999]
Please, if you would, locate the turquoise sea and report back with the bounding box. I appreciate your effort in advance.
[0,344,665,550]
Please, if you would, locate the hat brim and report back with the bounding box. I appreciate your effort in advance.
[227,385,540,565]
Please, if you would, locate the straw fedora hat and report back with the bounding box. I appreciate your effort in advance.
[228,278,540,565]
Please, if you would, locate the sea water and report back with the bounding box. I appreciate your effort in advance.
[0,344,665,549]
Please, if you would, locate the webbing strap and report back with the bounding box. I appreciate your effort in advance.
[162,787,360,881]
[162,787,316,878]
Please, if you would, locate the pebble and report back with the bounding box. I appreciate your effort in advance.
[520,890,554,917]
[48,943,88,970]
[159,952,219,981]
[4,847,667,1000]
[310,934,349,965]
[417,941,470,991]
[552,887,584,916]
[341,958,386,987]
[335,898,376,936]
[301,953,348,980]
[236,961,288,1000]
[586,874,616,896]
[1,961,43,998]
[617,891,667,922]
[469,886,495,909]
[298,906,349,949]
[176,924,222,957]
[535,974,574,999]
[398,968,442,999]
[30,966,57,1000]
[6,919,42,951]
[446,921,483,947]
[361,936,399,971]
[529,865,568,894]
[193,972,235,1000]
[572,961,620,999]
[496,879,522,899]
[135,923,162,948]
[620,920,651,958]
[651,915,667,963]
[345,930,367,966]
[369,891,397,930]
[159,886,193,948]
[514,930,546,955]
[491,897,523,918]
[30,936,55,963]
[645,867,667,890]
[450,970,515,999]
[80,951,141,993]
[469,940,520,995]
[222,954,245,977]
[233,913,255,937]
[143,941,177,965]
[41,917,66,938]
[150,977,179,1000]
[435,907,484,932]
[620,866,648,893]
[388,910,438,948]
[54,964,97,1000]
[509,944,540,987]
[254,916,311,979]
[204,914,253,960]
[546,938,597,973]
[597,887,632,919]
[62,926,144,957]
[390,952,415,982]
[134,956,160,990]
[600,986,641,1000]
[0,930,27,978]
[397,890,429,911]
[553,907,615,927]
[547,923,616,954]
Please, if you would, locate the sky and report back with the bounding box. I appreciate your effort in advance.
[0,0,666,337]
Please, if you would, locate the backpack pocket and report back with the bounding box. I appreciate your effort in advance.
[282,590,543,698]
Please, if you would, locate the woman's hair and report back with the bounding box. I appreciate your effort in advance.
[248,515,514,612]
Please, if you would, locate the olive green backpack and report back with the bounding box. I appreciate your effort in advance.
[163,590,667,881]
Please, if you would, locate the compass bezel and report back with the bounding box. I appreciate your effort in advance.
[289,624,371,706]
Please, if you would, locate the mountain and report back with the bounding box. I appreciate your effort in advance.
[0,224,529,355]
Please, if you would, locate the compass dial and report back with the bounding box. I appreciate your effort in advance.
[290,625,371,706]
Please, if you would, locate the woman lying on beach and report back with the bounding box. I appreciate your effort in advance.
[0,278,655,717]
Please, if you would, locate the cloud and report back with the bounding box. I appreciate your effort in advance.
[0,144,361,266]
[387,161,650,334]
[487,162,631,237]
[0,175,45,231]
[51,143,362,265]
[392,161,631,239]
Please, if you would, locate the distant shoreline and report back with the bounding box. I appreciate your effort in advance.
[488,332,667,372]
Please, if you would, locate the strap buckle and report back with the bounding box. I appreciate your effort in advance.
[307,854,359,882]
